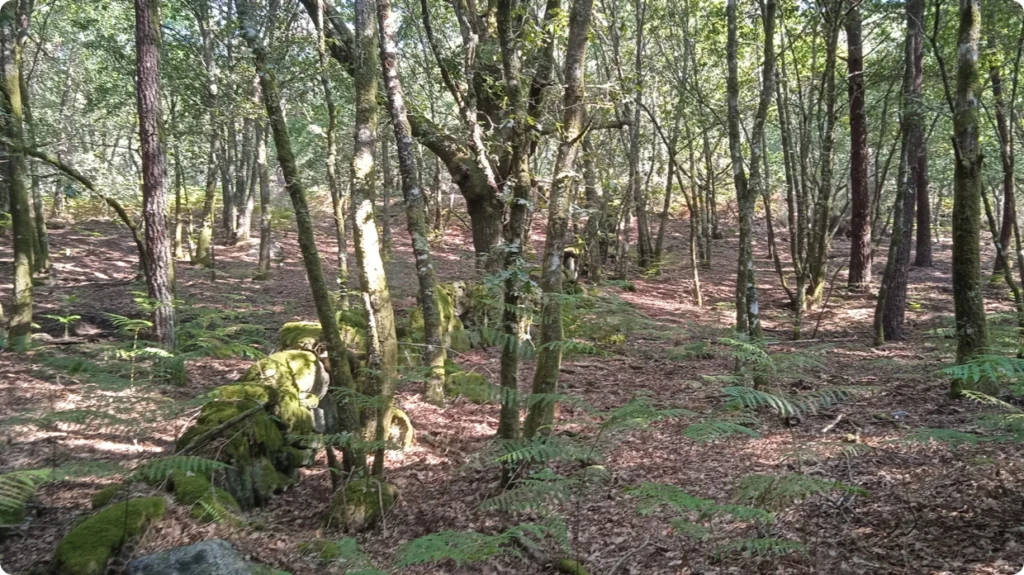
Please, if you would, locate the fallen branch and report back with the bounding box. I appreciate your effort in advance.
[0,139,148,267]
[176,406,263,456]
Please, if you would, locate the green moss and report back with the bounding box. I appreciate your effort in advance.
[448,327,472,353]
[337,308,368,330]
[251,457,287,506]
[445,371,497,404]
[209,383,279,406]
[191,487,241,524]
[242,350,321,393]
[90,484,124,510]
[273,382,314,436]
[170,470,212,506]
[326,478,398,532]
[54,497,166,575]
[175,400,284,466]
[277,321,323,351]
[298,539,342,563]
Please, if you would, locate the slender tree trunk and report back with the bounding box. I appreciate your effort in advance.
[1,2,31,350]
[993,63,1015,275]
[238,0,361,473]
[134,0,176,347]
[380,130,393,260]
[950,0,988,391]
[875,0,922,343]
[523,0,593,439]
[193,3,218,268]
[352,0,398,477]
[255,114,272,280]
[846,0,871,289]
[582,133,604,281]
[376,0,446,407]
[173,143,186,259]
[654,115,679,261]
[806,6,841,307]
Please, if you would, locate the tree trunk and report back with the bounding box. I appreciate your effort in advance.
[523,0,593,440]
[950,0,988,391]
[380,130,393,260]
[846,0,871,289]
[238,0,361,473]
[630,0,651,270]
[192,2,218,268]
[352,0,398,477]
[133,0,176,348]
[0,2,31,350]
[992,63,1014,275]
[376,0,446,407]
[806,6,841,307]
[255,113,272,280]
[173,143,186,260]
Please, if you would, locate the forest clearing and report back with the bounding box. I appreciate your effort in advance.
[3,0,1024,573]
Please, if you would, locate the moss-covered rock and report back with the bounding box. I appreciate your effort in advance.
[175,399,284,463]
[242,350,327,399]
[170,470,212,506]
[53,497,166,575]
[208,383,279,406]
[90,484,125,510]
[445,371,497,404]
[325,478,398,532]
[251,457,291,506]
[278,319,366,356]
[389,408,415,448]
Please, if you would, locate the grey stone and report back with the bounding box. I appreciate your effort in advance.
[126,539,280,575]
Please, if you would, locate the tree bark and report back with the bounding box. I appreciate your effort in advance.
[133,0,176,348]
[376,0,446,407]
[630,0,651,270]
[352,0,398,477]
[992,63,1014,275]
[192,2,218,268]
[950,0,988,390]
[255,113,272,281]
[0,1,31,350]
[523,0,593,439]
[846,0,871,289]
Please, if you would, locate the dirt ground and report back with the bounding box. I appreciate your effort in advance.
[2,206,1024,575]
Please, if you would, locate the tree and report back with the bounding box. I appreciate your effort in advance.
[133,0,175,347]
[874,0,924,343]
[352,0,398,477]
[376,0,446,407]
[236,0,361,472]
[846,0,871,289]
[950,0,988,391]
[0,1,32,350]
[523,0,594,438]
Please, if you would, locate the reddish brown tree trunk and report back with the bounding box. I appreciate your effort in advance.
[846,1,871,288]
[134,0,175,347]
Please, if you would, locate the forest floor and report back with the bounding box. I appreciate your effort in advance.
[3,205,1024,575]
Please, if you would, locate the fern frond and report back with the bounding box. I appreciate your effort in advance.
[626,482,773,523]
[131,456,228,484]
[733,473,867,511]
[683,420,759,443]
[716,538,807,557]
[902,428,990,447]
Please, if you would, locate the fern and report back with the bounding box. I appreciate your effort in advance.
[395,523,553,568]
[716,538,807,557]
[0,469,52,522]
[733,473,867,511]
[480,468,606,513]
[723,386,859,417]
[682,419,760,442]
[627,482,773,523]
[901,428,990,447]
[600,396,694,432]
[130,456,228,484]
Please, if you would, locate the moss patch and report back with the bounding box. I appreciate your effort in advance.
[326,478,398,532]
[90,484,125,510]
[54,497,166,575]
[209,383,279,406]
[445,371,498,404]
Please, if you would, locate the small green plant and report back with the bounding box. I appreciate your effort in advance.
[43,314,81,339]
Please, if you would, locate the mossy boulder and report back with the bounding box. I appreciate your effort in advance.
[408,283,473,353]
[90,484,125,510]
[209,383,279,406]
[242,350,327,399]
[389,408,415,448]
[277,318,366,356]
[445,371,497,404]
[175,399,284,463]
[325,478,398,532]
[125,539,284,575]
[54,497,167,575]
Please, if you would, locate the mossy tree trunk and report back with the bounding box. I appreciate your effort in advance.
[238,0,361,472]
[255,110,272,280]
[523,0,593,439]
[875,0,922,344]
[376,0,446,407]
[805,2,841,309]
[0,1,32,351]
[192,1,218,268]
[950,0,988,393]
[133,0,176,347]
[992,62,1015,276]
[313,8,348,304]
[352,0,399,477]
